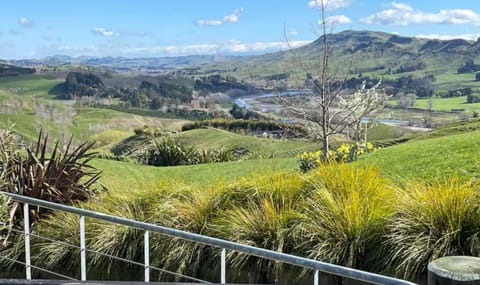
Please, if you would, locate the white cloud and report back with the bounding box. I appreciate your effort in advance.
[19,17,34,28]
[91,27,120,37]
[46,39,312,57]
[362,2,480,26]
[56,45,98,53]
[391,2,413,12]
[125,39,311,55]
[324,15,352,25]
[223,8,243,23]
[196,8,244,26]
[196,19,223,26]
[308,0,351,10]
[415,33,480,41]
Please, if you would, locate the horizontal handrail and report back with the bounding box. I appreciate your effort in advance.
[2,192,416,285]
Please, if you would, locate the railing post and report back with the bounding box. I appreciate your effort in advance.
[221,248,226,284]
[80,215,86,281]
[314,270,319,285]
[23,203,31,280]
[144,230,150,282]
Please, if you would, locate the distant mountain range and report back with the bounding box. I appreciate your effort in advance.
[7,54,241,72]
[6,30,480,89]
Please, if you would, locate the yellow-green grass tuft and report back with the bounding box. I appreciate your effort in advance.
[385,178,480,279]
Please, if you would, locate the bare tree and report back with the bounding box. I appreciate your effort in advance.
[281,0,388,157]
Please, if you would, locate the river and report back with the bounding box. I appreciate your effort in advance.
[234,89,416,128]
[234,89,310,109]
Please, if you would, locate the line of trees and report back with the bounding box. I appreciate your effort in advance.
[194,74,256,95]
[0,64,35,77]
[54,72,194,110]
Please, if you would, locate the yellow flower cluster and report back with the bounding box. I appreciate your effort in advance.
[298,142,378,172]
[300,150,321,160]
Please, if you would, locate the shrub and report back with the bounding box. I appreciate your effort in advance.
[134,136,236,166]
[91,129,130,147]
[137,136,198,166]
[384,178,480,279]
[196,148,234,164]
[133,126,164,137]
[467,93,480,103]
[181,118,308,138]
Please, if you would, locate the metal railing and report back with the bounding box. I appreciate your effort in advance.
[1,192,417,285]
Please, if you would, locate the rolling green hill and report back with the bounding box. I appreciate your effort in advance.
[357,127,480,182]
[93,157,297,189]
[0,75,190,143]
[177,128,318,157]
[190,30,480,92]
[95,118,480,191]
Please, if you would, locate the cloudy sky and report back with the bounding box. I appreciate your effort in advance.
[2,0,480,59]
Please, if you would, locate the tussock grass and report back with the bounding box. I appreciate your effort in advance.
[2,165,480,282]
[384,178,480,279]
[297,165,393,271]
[211,172,306,283]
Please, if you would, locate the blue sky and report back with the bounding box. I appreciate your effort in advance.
[2,0,480,59]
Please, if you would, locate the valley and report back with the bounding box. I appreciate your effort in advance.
[2,25,480,284]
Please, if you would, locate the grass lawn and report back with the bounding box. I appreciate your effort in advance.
[415,96,480,112]
[93,157,298,189]
[0,75,61,98]
[356,129,480,182]
[433,72,480,90]
[73,108,188,133]
[0,113,65,142]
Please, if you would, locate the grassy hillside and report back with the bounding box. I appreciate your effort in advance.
[93,157,297,189]
[0,75,189,143]
[367,123,417,142]
[192,30,480,92]
[177,128,318,157]
[0,75,60,99]
[412,118,480,139]
[357,129,480,182]
[414,96,480,112]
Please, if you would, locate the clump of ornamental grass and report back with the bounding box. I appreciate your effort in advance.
[85,181,200,281]
[295,163,393,272]
[211,171,306,284]
[384,178,480,279]
[213,197,301,283]
[148,184,227,282]
[21,182,182,280]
